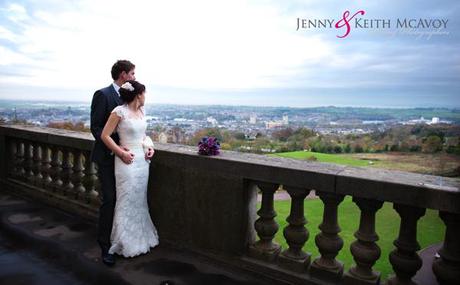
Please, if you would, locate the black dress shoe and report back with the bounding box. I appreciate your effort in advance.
[101,252,115,266]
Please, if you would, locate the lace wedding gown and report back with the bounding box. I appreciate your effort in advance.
[108,104,159,258]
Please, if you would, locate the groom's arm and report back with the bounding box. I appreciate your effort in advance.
[90,90,107,142]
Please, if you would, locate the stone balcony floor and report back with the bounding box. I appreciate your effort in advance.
[0,192,268,285]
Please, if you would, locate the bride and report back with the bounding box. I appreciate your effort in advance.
[101,80,159,258]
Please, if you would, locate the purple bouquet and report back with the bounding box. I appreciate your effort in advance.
[197,136,220,156]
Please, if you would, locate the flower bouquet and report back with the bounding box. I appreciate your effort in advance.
[197,136,220,156]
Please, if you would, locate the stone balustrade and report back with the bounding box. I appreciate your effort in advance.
[0,124,459,285]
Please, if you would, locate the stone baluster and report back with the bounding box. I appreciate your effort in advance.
[40,143,52,190]
[432,211,460,285]
[8,138,17,178]
[24,141,34,183]
[15,140,25,178]
[61,148,74,195]
[49,146,62,192]
[71,149,85,200]
[32,142,43,186]
[94,165,101,205]
[386,204,425,285]
[310,191,345,281]
[83,152,98,205]
[248,181,281,261]
[278,185,311,272]
[344,197,383,285]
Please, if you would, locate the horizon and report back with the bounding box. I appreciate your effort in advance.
[0,98,459,111]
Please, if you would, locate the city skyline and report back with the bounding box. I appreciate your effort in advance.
[0,0,459,108]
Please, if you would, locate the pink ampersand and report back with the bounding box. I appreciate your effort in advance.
[335,10,366,38]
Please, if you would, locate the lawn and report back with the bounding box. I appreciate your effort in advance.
[269,151,460,177]
[257,197,445,281]
[269,151,372,167]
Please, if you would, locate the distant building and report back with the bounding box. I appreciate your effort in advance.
[158,132,168,143]
[249,114,257,124]
[403,116,449,125]
[173,118,187,122]
[282,115,289,124]
[265,121,284,129]
[168,127,185,144]
[207,116,218,126]
[265,115,288,129]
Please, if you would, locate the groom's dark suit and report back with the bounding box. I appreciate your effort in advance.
[90,84,122,253]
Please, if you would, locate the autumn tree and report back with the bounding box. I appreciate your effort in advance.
[47,121,90,132]
[189,128,224,146]
[422,135,442,153]
[272,127,294,142]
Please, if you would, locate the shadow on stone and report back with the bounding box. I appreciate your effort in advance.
[67,222,91,232]
[138,258,247,285]
[139,258,198,276]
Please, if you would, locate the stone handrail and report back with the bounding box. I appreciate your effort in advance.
[0,124,459,285]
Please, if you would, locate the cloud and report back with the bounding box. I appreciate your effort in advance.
[2,3,30,23]
[0,0,458,107]
[0,1,333,90]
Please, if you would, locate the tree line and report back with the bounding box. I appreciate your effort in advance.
[187,124,460,155]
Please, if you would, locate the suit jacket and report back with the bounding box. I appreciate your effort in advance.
[90,84,123,165]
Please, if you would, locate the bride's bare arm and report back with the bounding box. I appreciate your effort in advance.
[101,113,134,164]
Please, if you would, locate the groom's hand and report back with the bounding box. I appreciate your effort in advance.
[119,146,135,164]
[145,147,154,160]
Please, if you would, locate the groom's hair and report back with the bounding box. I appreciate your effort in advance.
[119,80,146,103]
[111,60,135,80]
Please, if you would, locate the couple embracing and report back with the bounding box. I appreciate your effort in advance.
[90,60,158,266]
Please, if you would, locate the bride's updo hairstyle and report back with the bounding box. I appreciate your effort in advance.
[119,80,146,103]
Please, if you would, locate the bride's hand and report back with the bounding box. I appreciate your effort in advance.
[119,147,135,164]
[145,147,154,160]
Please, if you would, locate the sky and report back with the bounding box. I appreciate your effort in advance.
[0,0,459,108]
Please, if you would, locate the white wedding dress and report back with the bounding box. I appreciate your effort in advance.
[108,104,159,258]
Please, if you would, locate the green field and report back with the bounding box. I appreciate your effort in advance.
[269,151,372,167]
[258,197,445,280]
[269,151,460,177]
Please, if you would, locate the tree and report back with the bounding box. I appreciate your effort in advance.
[422,135,442,153]
[272,128,294,142]
[47,121,90,132]
[287,140,302,151]
[233,132,246,140]
[334,145,343,153]
[354,144,364,153]
[190,128,223,146]
[409,145,421,152]
[294,127,315,139]
[399,141,410,152]
[390,144,399,152]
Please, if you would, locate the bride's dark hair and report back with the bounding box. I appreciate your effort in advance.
[119,80,145,103]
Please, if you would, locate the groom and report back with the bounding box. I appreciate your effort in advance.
[90,60,136,266]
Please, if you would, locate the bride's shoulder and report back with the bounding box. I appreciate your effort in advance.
[111,104,127,118]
